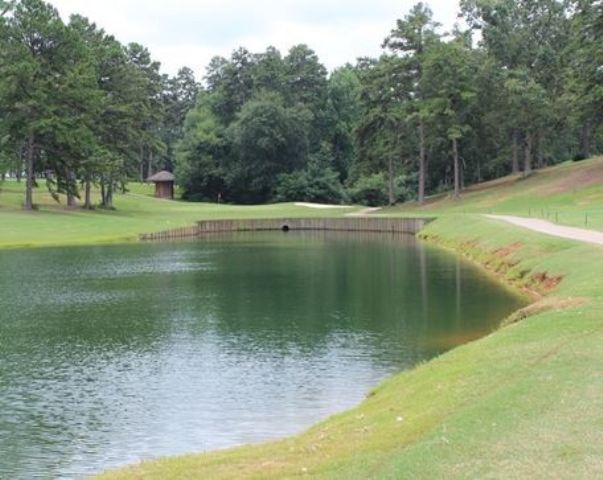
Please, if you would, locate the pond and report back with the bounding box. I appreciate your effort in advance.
[0,231,525,479]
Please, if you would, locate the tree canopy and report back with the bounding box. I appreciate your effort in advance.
[1,0,600,208]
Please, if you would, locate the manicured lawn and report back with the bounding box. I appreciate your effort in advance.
[0,182,357,248]
[1,157,600,248]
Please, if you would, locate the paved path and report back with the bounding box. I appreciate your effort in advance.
[486,215,603,246]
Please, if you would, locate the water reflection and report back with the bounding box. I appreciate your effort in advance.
[0,232,524,478]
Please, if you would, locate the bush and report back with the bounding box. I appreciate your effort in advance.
[395,172,418,203]
[573,152,589,162]
[274,162,348,204]
[348,173,389,206]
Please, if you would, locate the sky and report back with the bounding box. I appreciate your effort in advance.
[50,0,462,80]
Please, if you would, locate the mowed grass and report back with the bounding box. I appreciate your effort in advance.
[0,182,357,248]
[382,157,603,231]
[1,157,600,248]
[97,214,603,479]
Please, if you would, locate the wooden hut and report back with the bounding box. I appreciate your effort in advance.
[147,171,175,199]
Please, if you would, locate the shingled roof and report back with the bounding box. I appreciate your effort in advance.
[147,170,175,182]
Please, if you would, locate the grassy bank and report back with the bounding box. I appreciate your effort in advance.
[382,157,603,231]
[0,182,356,248]
[97,215,602,479]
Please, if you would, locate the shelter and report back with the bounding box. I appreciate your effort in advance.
[147,171,175,199]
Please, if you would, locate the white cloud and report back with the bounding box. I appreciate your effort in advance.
[50,0,461,79]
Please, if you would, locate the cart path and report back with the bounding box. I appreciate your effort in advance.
[485,215,603,245]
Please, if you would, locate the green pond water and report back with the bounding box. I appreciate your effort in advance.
[0,231,525,479]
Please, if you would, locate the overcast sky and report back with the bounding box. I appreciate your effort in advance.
[50,1,462,80]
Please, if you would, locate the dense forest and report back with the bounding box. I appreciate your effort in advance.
[0,0,601,208]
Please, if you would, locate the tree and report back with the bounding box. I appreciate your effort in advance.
[355,55,413,205]
[461,0,572,171]
[504,70,549,175]
[423,36,478,198]
[325,66,362,180]
[283,44,329,148]
[68,15,143,209]
[126,42,165,181]
[175,94,227,202]
[564,0,603,157]
[0,0,94,209]
[206,47,256,125]
[227,93,311,203]
[383,2,441,204]
[161,66,200,171]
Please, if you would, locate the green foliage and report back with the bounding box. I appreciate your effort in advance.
[226,93,311,203]
[176,44,357,204]
[175,95,227,202]
[1,0,600,210]
[349,173,390,206]
[0,0,200,209]
[274,161,348,204]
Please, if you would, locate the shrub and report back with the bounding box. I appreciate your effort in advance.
[348,173,389,206]
[274,162,348,204]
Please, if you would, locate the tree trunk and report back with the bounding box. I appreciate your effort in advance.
[388,155,395,206]
[67,170,77,208]
[105,183,113,209]
[140,144,145,182]
[100,180,106,206]
[512,129,519,174]
[476,157,482,183]
[24,133,35,210]
[536,131,545,169]
[579,119,592,157]
[418,119,426,204]
[84,177,92,209]
[453,137,460,199]
[524,132,532,176]
[16,142,24,182]
[461,159,465,191]
[148,149,154,179]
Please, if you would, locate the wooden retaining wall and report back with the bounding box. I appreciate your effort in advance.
[140,217,433,242]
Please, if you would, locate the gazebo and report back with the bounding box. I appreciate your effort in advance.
[147,171,175,199]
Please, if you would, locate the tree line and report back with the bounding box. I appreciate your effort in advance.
[1,0,601,209]
[0,0,198,209]
[173,0,603,206]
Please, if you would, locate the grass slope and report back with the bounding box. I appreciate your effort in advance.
[383,157,603,231]
[0,182,356,248]
[96,160,603,479]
